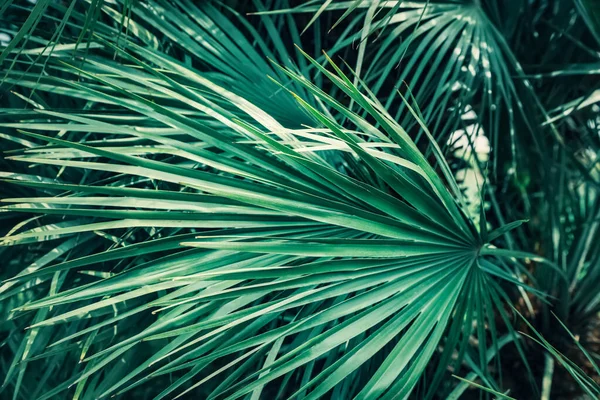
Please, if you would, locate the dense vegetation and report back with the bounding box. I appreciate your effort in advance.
[1,1,599,399]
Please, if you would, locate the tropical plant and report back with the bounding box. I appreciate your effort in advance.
[0,1,599,399]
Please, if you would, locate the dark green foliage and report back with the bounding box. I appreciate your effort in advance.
[0,1,599,399]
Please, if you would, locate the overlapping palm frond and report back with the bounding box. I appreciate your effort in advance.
[261,0,600,181]
[261,1,529,165]
[0,32,539,398]
[533,146,600,325]
[0,0,324,128]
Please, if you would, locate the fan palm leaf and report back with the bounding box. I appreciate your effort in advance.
[262,0,600,185]
[0,35,537,399]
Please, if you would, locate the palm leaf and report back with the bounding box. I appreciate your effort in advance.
[0,36,533,399]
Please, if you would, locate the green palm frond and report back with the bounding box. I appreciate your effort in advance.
[1,0,323,128]
[262,1,528,157]
[0,37,535,399]
[533,146,600,324]
[262,0,600,179]
[2,1,600,399]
